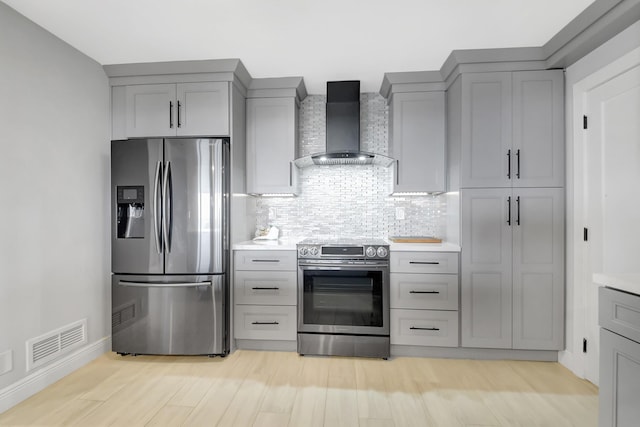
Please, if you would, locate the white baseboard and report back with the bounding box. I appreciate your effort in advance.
[558,349,582,378]
[0,336,111,414]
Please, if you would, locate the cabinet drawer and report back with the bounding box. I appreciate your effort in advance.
[600,286,640,343]
[234,305,296,340]
[234,250,297,271]
[390,252,458,274]
[390,309,459,347]
[390,273,458,310]
[234,271,297,305]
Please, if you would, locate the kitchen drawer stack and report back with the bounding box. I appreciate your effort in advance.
[599,286,640,427]
[233,250,297,349]
[390,251,460,348]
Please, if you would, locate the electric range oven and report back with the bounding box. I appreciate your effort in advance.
[297,238,390,359]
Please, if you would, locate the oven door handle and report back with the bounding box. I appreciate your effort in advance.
[298,264,389,270]
[300,266,343,271]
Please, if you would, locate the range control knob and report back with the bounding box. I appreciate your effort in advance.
[376,247,388,258]
[365,246,377,258]
[298,247,308,257]
[309,246,319,256]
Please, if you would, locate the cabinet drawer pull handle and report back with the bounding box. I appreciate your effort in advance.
[169,101,174,128]
[409,290,440,294]
[251,259,280,263]
[252,321,279,325]
[251,287,280,290]
[409,261,440,265]
[410,326,440,331]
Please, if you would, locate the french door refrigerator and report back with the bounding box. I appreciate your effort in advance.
[111,138,229,356]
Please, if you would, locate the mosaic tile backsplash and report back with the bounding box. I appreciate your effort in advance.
[253,93,446,241]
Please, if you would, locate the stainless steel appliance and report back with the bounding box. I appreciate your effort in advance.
[297,238,390,358]
[111,138,229,356]
[293,81,393,167]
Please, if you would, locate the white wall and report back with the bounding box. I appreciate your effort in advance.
[562,18,640,377]
[0,1,110,399]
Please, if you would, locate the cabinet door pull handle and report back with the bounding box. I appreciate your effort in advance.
[507,196,511,226]
[516,196,521,226]
[396,160,400,185]
[177,101,182,128]
[252,321,279,325]
[409,261,439,265]
[409,290,440,294]
[516,149,520,179]
[289,162,293,186]
[251,259,280,263]
[507,149,511,179]
[410,326,440,331]
[251,287,280,290]
[169,101,174,128]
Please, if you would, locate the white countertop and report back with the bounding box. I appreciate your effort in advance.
[233,239,461,252]
[389,242,461,252]
[233,239,299,250]
[593,273,640,296]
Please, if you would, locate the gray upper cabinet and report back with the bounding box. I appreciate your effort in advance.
[512,71,564,188]
[245,77,306,196]
[124,81,229,138]
[176,82,230,137]
[461,187,564,350]
[125,84,175,138]
[457,70,564,189]
[460,73,512,188]
[389,91,446,193]
[246,97,299,195]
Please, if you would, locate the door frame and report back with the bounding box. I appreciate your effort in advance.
[564,45,640,384]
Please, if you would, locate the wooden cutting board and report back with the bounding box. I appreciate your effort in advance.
[389,236,442,243]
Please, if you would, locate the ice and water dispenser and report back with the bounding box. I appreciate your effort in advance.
[116,186,145,238]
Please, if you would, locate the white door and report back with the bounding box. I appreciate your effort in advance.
[583,62,640,384]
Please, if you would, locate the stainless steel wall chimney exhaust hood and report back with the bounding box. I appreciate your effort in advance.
[294,81,393,167]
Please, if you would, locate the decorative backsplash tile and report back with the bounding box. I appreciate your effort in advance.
[253,93,446,241]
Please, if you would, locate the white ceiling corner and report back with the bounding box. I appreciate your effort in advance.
[1,0,595,94]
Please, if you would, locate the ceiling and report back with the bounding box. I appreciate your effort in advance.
[2,0,595,94]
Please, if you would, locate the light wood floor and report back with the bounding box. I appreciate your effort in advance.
[0,350,598,426]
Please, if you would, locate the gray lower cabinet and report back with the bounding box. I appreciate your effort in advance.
[461,187,564,350]
[123,82,229,138]
[599,286,640,427]
[389,91,446,193]
[246,97,299,195]
[233,250,297,344]
[390,251,459,348]
[451,70,564,189]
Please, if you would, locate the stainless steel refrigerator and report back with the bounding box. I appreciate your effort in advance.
[111,138,229,356]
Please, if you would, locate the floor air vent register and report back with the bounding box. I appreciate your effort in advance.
[25,319,87,371]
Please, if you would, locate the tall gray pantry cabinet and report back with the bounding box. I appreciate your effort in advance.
[448,70,565,351]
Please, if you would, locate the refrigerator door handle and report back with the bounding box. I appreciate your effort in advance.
[162,161,172,253]
[153,161,162,254]
[118,280,212,288]
[212,140,224,273]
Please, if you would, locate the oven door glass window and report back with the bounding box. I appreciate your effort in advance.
[302,270,383,327]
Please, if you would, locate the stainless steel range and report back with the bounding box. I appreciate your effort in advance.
[297,238,390,359]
